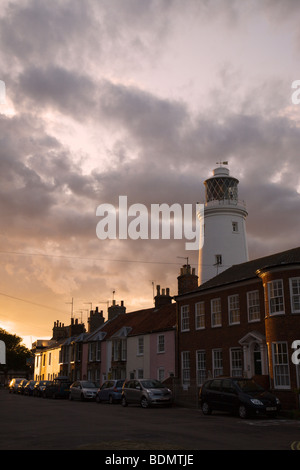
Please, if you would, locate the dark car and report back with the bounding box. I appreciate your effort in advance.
[33,380,52,397]
[199,377,281,419]
[43,376,72,399]
[17,379,29,394]
[24,380,37,396]
[96,380,125,404]
[121,379,173,408]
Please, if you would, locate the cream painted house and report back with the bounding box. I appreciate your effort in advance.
[34,341,63,381]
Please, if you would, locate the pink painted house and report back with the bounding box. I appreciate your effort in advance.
[83,286,176,385]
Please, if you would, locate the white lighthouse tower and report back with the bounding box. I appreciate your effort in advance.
[198,163,248,285]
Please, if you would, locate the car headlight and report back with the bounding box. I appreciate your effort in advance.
[250,398,264,406]
[276,398,280,404]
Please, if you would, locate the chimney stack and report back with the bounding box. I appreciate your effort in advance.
[88,306,105,333]
[107,300,126,321]
[177,264,198,295]
[154,285,172,309]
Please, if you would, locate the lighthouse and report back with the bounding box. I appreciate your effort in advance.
[198,163,248,285]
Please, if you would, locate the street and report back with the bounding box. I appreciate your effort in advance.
[1,390,299,451]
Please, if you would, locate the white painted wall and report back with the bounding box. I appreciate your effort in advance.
[198,202,248,284]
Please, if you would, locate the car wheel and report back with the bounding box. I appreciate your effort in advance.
[238,405,248,419]
[201,402,212,415]
[121,396,128,407]
[141,397,150,408]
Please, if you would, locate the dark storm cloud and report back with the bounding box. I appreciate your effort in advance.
[0,0,299,338]
[16,66,96,119]
[0,112,98,243]
[0,0,100,69]
[2,66,299,258]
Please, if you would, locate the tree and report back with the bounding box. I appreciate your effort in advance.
[0,328,32,380]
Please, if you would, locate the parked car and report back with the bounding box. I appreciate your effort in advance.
[43,376,72,399]
[121,379,173,408]
[96,380,124,404]
[17,379,29,394]
[69,380,97,401]
[33,380,52,397]
[199,377,281,419]
[24,380,37,396]
[9,378,25,393]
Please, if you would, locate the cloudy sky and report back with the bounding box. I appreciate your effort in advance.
[0,0,300,347]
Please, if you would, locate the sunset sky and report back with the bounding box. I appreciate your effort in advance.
[0,0,300,348]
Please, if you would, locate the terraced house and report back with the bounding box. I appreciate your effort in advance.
[175,247,300,410]
[84,289,176,384]
[33,286,176,386]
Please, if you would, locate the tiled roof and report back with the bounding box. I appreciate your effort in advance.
[180,246,300,295]
[87,303,176,341]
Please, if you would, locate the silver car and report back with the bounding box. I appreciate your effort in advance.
[69,380,97,401]
[121,379,172,408]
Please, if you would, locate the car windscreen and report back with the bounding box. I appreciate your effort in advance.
[140,380,164,389]
[116,381,124,388]
[81,381,96,388]
[235,379,264,393]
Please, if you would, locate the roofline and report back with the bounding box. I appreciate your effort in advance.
[174,276,260,300]
[175,248,300,300]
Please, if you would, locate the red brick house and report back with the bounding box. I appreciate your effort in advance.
[175,247,300,409]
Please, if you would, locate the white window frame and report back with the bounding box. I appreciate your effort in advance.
[230,348,242,377]
[228,294,240,325]
[196,350,206,386]
[268,279,285,315]
[121,339,127,361]
[182,351,190,386]
[158,367,165,382]
[88,342,94,362]
[181,305,190,332]
[247,290,260,322]
[289,277,300,314]
[96,341,101,362]
[137,337,144,356]
[272,342,290,389]
[212,349,223,377]
[211,298,222,327]
[157,334,165,353]
[195,302,205,330]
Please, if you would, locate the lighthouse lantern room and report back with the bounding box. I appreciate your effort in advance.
[198,163,249,285]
